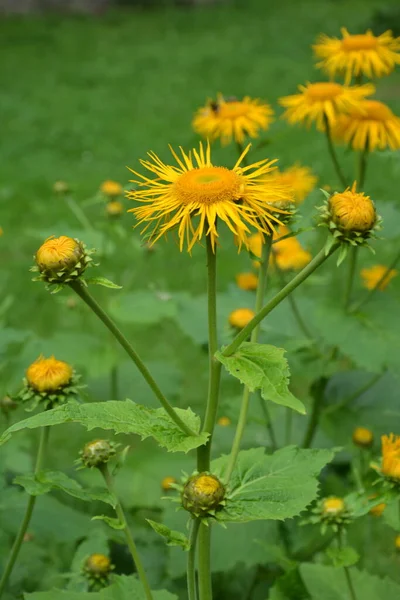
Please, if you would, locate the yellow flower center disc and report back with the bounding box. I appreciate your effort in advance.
[342,34,378,51]
[174,167,243,205]
[306,82,343,100]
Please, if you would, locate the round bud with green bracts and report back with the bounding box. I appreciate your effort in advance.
[83,553,114,588]
[181,472,225,518]
[31,235,94,287]
[80,439,117,469]
[352,426,373,448]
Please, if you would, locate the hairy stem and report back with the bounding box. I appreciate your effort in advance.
[0,426,50,598]
[259,395,278,450]
[187,518,200,600]
[99,464,153,600]
[323,115,348,188]
[224,235,272,482]
[69,281,195,437]
[275,259,313,339]
[337,529,357,600]
[222,243,339,358]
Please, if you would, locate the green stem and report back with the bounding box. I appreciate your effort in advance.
[285,407,293,445]
[350,248,400,314]
[69,281,195,437]
[197,522,212,600]
[357,149,368,191]
[197,236,222,471]
[0,426,50,598]
[65,195,94,232]
[99,464,153,600]
[344,246,358,311]
[323,115,348,188]
[187,518,200,600]
[223,243,339,358]
[111,365,119,399]
[258,395,278,450]
[337,530,357,600]
[275,260,313,339]
[224,235,272,482]
[302,377,328,449]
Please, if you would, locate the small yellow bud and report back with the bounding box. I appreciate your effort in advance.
[228,308,255,329]
[352,427,373,448]
[217,416,231,427]
[322,496,345,516]
[329,183,376,233]
[369,501,386,517]
[395,534,400,551]
[85,553,112,577]
[182,472,225,517]
[161,476,177,491]
[26,355,73,393]
[53,180,69,194]
[100,180,123,197]
[106,200,124,217]
[80,439,116,469]
[235,272,258,291]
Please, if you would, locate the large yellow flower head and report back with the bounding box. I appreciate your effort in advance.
[361,264,397,291]
[193,94,274,146]
[313,28,400,85]
[381,433,400,481]
[269,164,318,204]
[279,82,374,130]
[26,355,73,393]
[127,142,292,253]
[272,235,312,271]
[333,100,400,152]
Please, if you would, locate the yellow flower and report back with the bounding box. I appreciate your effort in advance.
[85,553,112,576]
[333,99,400,152]
[193,94,274,146]
[36,236,83,274]
[352,426,373,448]
[100,180,123,197]
[313,28,400,85]
[322,496,345,516]
[361,264,398,291]
[248,232,264,259]
[381,433,400,481]
[329,182,376,232]
[269,164,318,204]
[395,534,400,551]
[369,498,386,517]
[127,142,291,253]
[229,308,255,329]
[182,472,225,517]
[217,416,231,427]
[161,476,177,491]
[272,233,312,271]
[279,81,374,130]
[236,272,258,291]
[106,200,124,217]
[26,355,73,393]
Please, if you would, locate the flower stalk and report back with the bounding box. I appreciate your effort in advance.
[187,518,201,600]
[323,114,348,188]
[69,280,195,437]
[344,246,358,311]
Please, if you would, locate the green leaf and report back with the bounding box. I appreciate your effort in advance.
[108,291,177,325]
[300,563,400,600]
[92,515,125,530]
[326,546,359,568]
[85,276,122,289]
[146,519,190,550]
[14,470,115,506]
[0,400,208,453]
[212,446,334,522]
[216,343,306,414]
[25,574,178,599]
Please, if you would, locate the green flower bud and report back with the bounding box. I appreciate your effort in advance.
[80,439,116,468]
[181,472,225,517]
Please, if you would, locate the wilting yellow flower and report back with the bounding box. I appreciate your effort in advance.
[381,433,400,481]
[217,416,231,427]
[229,308,255,329]
[236,272,258,291]
[85,554,112,577]
[313,28,400,85]
[36,236,83,274]
[161,476,177,491]
[330,182,376,232]
[322,496,345,516]
[26,355,73,393]
[193,94,274,146]
[272,235,312,271]
[333,99,400,151]
[100,180,123,197]
[279,82,374,130]
[106,200,124,217]
[127,142,291,253]
[269,164,318,204]
[361,264,398,291]
[352,426,373,448]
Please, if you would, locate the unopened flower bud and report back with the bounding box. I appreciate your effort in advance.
[217,416,231,427]
[235,272,258,291]
[228,308,255,329]
[80,439,116,468]
[83,553,114,584]
[352,426,373,448]
[33,236,92,285]
[106,200,124,217]
[322,496,345,517]
[26,355,73,394]
[100,180,123,197]
[161,476,177,491]
[182,472,225,517]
